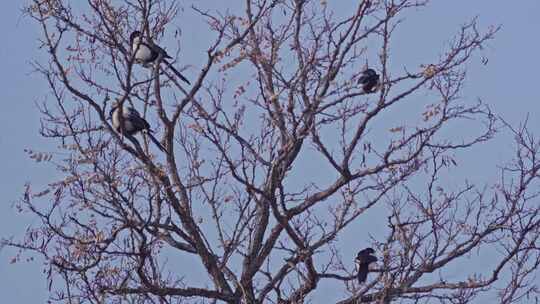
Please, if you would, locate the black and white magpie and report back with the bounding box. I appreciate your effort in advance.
[110,102,166,152]
[130,30,190,85]
[355,247,378,284]
[358,68,380,93]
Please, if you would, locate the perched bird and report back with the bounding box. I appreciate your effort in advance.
[355,247,378,284]
[110,102,166,152]
[129,30,190,85]
[358,68,380,93]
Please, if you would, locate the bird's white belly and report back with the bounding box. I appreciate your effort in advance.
[112,111,135,133]
[112,112,120,129]
[133,43,153,62]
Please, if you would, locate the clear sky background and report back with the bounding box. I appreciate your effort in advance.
[1,1,539,303]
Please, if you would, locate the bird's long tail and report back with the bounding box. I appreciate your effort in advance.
[146,132,166,152]
[357,264,369,284]
[163,59,191,85]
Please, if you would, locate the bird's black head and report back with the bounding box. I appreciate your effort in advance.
[130,31,142,43]
[356,247,378,267]
[363,69,377,77]
[357,247,375,256]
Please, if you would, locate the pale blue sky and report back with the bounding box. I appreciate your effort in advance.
[1,1,539,303]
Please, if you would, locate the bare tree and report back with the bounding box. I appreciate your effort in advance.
[5,0,539,303]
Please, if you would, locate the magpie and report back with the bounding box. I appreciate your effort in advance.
[110,102,166,152]
[355,247,378,284]
[130,30,190,85]
[358,68,380,93]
